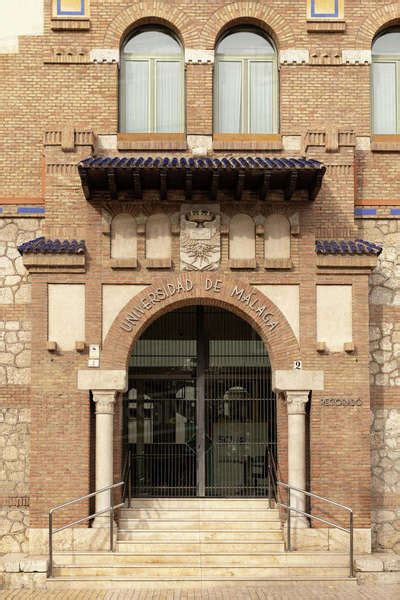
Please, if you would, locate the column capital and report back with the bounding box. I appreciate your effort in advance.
[286,391,309,415]
[92,390,117,415]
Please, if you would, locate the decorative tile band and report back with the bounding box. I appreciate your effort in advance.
[55,0,86,17]
[16,207,46,215]
[355,208,377,216]
[309,0,341,18]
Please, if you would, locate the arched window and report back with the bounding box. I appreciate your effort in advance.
[120,28,184,133]
[110,213,137,266]
[264,214,291,268]
[215,28,278,134]
[372,29,400,133]
[229,214,256,267]
[146,213,172,267]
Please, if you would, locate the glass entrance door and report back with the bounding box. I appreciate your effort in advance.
[124,306,275,497]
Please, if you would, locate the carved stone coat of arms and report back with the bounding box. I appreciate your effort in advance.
[180,204,220,271]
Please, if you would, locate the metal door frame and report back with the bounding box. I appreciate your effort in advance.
[124,305,276,498]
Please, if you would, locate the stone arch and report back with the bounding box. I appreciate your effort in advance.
[356,3,400,48]
[103,1,200,49]
[202,2,295,50]
[102,273,300,373]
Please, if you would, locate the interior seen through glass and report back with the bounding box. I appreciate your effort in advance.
[123,306,276,497]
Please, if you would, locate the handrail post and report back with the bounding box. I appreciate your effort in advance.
[110,506,114,552]
[268,464,272,509]
[48,511,53,578]
[287,487,291,551]
[350,511,354,577]
[128,450,132,508]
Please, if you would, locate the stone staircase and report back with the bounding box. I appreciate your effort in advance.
[47,498,355,589]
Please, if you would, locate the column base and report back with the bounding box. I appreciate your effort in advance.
[290,515,309,528]
[92,515,116,529]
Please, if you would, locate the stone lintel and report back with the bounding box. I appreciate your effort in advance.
[280,49,309,65]
[185,49,214,64]
[273,369,324,392]
[90,48,119,64]
[77,369,127,391]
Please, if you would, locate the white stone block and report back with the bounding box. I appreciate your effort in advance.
[282,136,302,151]
[273,370,324,392]
[280,49,309,64]
[2,553,25,573]
[255,285,300,341]
[342,50,371,65]
[317,285,352,352]
[354,556,384,572]
[102,285,147,341]
[96,135,118,151]
[185,49,214,64]
[356,136,371,150]
[384,555,400,572]
[0,1,43,55]
[90,49,119,63]
[48,284,85,351]
[187,135,213,156]
[77,369,127,391]
[20,556,48,573]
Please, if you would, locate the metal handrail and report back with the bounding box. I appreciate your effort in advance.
[266,449,354,578]
[122,449,132,508]
[48,481,124,578]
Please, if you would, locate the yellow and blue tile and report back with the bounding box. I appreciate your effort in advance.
[53,0,88,17]
[308,0,344,19]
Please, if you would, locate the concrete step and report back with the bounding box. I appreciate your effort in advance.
[125,499,275,510]
[52,552,349,569]
[119,508,280,520]
[117,529,284,542]
[53,565,350,578]
[116,541,286,553]
[117,519,282,531]
[46,576,357,590]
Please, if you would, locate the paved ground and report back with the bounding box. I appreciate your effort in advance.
[0,584,400,599]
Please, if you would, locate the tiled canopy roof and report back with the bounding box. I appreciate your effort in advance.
[315,239,383,256]
[17,236,382,258]
[18,237,86,255]
[78,155,326,202]
[80,156,323,170]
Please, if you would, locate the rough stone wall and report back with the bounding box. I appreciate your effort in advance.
[0,407,30,553]
[367,220,400,307]
[0,217,38,555]
[0,218,41,305]
[0,320,31,386]
[369,323,400,387]
[371,408,400,554]
[359,219,400,554]
[0,508,29,553]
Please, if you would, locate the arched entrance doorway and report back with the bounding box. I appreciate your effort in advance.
[123,305,276,498]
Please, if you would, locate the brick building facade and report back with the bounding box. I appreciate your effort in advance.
[0,0,399,586]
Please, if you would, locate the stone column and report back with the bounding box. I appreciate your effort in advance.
[92,390,117,527]
[286,391,309,527]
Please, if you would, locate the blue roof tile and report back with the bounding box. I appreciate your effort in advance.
[79,155,324,170]
[18,237,86,255]
[315,239,382,256]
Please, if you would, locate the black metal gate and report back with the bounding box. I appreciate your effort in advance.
[124,306,276,497]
